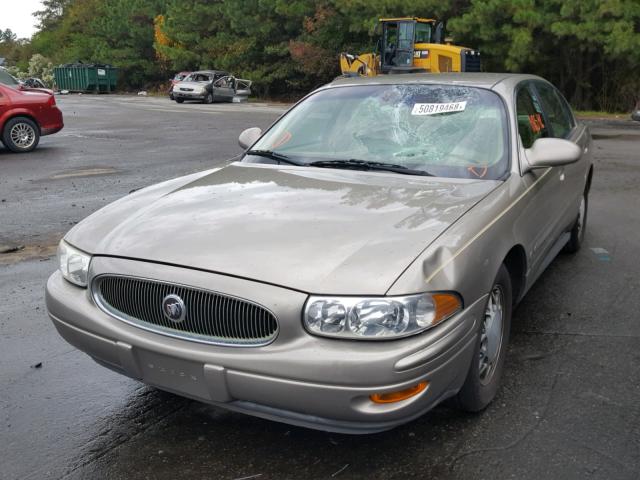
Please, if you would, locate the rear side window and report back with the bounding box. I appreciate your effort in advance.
[535,82,574,138]
[516,85,548,148]
[0,68,19,88]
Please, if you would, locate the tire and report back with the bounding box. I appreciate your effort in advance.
[455,264,512,412]
[204,92,213,104]
[169,93,174,100]
[175,98,184,104]
[563,188,588,254]
[2,117,40,153]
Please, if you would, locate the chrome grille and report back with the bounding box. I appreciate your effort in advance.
[92,276,278,346]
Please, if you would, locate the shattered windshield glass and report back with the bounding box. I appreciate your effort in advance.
[247,84,509,180]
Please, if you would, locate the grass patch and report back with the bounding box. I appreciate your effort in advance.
[575,110,630,119]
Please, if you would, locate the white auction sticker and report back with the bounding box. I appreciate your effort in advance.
[411,101,467,115]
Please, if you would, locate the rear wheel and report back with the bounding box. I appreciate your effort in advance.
[2,117,40,153]
[455,264,512,412]
[175,98,184,104]
[563,189,588,253]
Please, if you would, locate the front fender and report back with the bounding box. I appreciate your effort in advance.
[387,176,532,306]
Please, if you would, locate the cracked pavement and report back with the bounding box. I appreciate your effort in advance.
[1,96,639,479]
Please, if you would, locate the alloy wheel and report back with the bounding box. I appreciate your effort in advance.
[10,123,36,149]
[479,285,505,385]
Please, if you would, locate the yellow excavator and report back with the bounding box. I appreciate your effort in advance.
[340,17,481,76]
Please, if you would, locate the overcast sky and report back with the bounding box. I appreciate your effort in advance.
[1,0,44,39]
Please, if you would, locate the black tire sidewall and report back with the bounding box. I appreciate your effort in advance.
[2,117,40,153]
[563,190,588,253]
[456,264,512,412]
[578,193,588,244]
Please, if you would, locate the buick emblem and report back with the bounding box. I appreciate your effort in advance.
[162,294,186,323]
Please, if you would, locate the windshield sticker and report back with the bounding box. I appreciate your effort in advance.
[411,101,467,116]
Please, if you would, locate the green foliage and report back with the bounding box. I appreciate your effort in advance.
[31,0,164,89]
[27,54,55,86]
[1,29,18,43]
[449,0,640,110]
[5,66,28,80]
[19,0,640,109]
[0,29,34,71]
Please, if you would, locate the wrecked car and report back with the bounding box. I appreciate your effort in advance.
[171,70,252,104]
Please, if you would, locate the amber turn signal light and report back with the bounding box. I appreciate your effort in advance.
[370,382,429,404]
[432,293,462,326]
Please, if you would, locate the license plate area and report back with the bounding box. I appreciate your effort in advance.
[136,349,210,401]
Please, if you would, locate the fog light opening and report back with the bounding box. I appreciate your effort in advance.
[370,381,428,404]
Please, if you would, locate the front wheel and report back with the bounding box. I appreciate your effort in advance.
[175,98,184,104]
[455,264,512,412]
[204,92,213,104]
[2,117,40,153]
[563,190,588,253]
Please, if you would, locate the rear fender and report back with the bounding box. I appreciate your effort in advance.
[0,108,41,134]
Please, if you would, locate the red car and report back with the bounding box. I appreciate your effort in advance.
[0,69,64,153]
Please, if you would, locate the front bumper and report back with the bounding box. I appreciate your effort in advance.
[46,257,483,434]
[172,90,206,100]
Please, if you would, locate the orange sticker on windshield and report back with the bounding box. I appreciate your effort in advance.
[271,131,292,149]
[529,114,545,133]
[468,166,488,178]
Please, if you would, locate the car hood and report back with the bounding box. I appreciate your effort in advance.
[67,164,500,294]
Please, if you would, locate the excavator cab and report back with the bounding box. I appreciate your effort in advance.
[340,17,480,77]
[380,18,437,73]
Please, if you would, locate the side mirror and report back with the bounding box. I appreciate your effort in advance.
[238,127,262,150]
[524,138,581,171]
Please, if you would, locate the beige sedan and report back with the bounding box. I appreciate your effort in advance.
[47,73,592,433]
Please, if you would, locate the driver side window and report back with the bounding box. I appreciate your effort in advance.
[516,85,548,148]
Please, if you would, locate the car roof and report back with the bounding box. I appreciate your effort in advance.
[326,72,544,90]
[192,70,228,75]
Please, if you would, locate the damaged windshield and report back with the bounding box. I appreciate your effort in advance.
[246,84,509,180]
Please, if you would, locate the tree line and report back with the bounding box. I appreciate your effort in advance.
[1,0,639,111]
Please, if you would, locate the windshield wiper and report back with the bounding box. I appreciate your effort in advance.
[245,149,304,166]
[309,159,434,176]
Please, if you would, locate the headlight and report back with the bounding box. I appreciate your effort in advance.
[57,240,91,287]
[304,293,462,339]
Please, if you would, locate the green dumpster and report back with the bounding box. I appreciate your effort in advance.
[54,63,118,93]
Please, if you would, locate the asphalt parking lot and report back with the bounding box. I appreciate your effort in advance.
[1,95,639,480]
